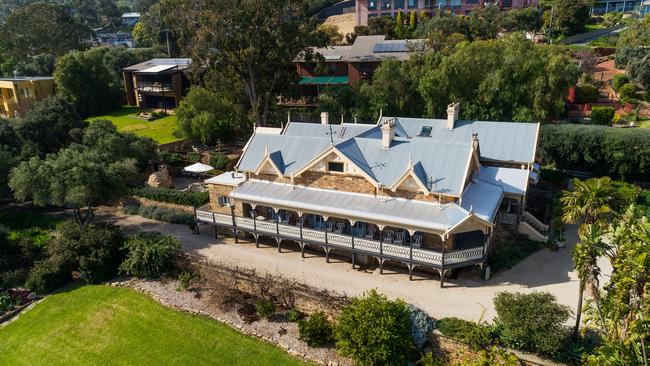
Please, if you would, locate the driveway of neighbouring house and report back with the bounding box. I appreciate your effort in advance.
[98,207,612,323]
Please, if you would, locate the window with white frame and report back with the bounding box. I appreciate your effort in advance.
[217,196,229,206]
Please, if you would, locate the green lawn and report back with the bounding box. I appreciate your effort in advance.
[87,106,183,144]
[0,285,308,366]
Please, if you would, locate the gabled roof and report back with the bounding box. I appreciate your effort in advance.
[381,117,539,164]
[461,180,504,223]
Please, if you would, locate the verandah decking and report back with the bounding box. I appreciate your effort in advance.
[195,208,487,287]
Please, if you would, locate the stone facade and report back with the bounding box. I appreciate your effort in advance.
[295,171,377,195]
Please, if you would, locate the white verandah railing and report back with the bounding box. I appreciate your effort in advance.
[196,210,484,268]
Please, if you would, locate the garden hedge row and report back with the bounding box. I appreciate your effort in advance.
[538,124,650,180]
[128,187,209,207]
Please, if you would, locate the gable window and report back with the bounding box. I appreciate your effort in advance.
[328,162,345,172]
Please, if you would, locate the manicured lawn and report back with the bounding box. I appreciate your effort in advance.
[0,285,308,366]
[87,106,182,144]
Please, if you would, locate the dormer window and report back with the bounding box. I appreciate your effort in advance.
[328,162,344,172]
[418,126,432,137]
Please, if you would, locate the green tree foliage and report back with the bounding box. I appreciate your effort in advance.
[561,177,615,228]
[627,55,650,89]
[128,187,209,206]
[176,87,239,144]
[575,84,599,104]
[494,291,571,356]
[583,206,650,365]
[590,106,615,125]
[48,221,125,284]
[11,96,87,157]
[164,0,325,127]
[538,124,650,180]
[543,0,591,37]
[69,0,122,29]
[9,121,156,226]
[0,3,92,61]
[24,254,72,294]
[335,290,414,366]
[119,232,181,277]
[54,48,122,118]
[615,16,650,69]
[436,317,493,351]
[395,11,405,39]
[10,53,56,77]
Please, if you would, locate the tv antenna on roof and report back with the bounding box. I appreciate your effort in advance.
[325,123,335,145]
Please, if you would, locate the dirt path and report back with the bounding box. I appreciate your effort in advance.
[98,207,611,323]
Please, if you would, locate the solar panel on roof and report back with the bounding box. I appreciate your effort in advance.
[373,42,411,53]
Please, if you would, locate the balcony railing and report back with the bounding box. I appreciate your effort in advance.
[196,209,485,268]
[137,82,174,93]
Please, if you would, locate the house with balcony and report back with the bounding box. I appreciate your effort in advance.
[355,0,538,26]
[123,58,192,110]
[196,103,547,287]
[0,77,55,118]
[281,35,424,107]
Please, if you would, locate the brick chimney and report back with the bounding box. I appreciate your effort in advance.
[446,102,460,130]
[380,118,396,149]
[320,112,329,125]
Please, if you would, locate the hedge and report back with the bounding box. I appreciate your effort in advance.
[574,84,599,104]
[123,202,196,229]
[538,124,650,180]
[612,74,629,91]
[590,106,614,125]
[129,187,209,207]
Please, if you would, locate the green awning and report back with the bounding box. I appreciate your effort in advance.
[298,76,349,85]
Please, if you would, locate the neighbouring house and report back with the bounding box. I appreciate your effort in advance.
[643,0,650,15]
[96,32,134,48]
[591,0,644,14]
[197,103,546,286]
[0,76,55,118]
[280,35,424,107]
[354,0,538,26]
[121,12,141,27]
[123,58,192,110]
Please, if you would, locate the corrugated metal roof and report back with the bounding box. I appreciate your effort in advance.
[230,180,471,233]
[478,167,529,196]
[381,117,539,163]
[236,133,334,175]
[336,137,472,195]
[123,58,192,72]
[461,180,504,223]
[283,122,375,139]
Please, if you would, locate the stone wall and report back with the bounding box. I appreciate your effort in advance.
[295,171,377,194]
[208,184,244,216]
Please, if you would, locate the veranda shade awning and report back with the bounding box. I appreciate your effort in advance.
[298,76,349,85]
[229,180,475,233]
[183,162,214,173]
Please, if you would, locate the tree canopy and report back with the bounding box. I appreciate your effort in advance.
[176,87,241,144]
[0,3,92,61]
[161,0,326,127]
[9,121,156,226]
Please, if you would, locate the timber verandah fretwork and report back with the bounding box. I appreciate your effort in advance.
[194,206,489,288]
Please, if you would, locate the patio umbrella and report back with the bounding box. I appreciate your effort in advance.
[183,162,214,182]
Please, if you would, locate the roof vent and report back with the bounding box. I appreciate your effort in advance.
[418,126,432,137]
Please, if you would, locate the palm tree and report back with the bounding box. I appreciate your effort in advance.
[572,224,609,339]
[561,177,615,232]
[561,177,614,338]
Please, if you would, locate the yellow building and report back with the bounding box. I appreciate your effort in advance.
[0,77,55,118]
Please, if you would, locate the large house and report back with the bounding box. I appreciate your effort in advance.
[123,58,192,110]
[283,35,424,107]
[196,103,547,286]
[591,0,644,14]
[0,77,55,118]
[354,0,538,26]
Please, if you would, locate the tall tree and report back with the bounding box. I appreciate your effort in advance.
[572,224,610,339]
[176,87,241,144]
[543,0,591,37]
[0,3,92,60]
[53,48,122,118]
[561,177,615,231]
[163,0,324,127]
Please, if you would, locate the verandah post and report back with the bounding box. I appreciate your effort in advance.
[299,215,304,258]
[379,228,384,274]
[324,218,329,263]
[212,212,217,239]
[230,203,238,243]
[409,231,413,281]
[193,206,199,235]
[276,210,281,253]
[440,238,446,288]
[350,221,356,269]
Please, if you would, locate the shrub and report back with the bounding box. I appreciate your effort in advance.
[287,308,303,322]
[25,255,72,294]
[335,290,413,365]
[255,300,276,319]
[590,106,615,125]
[644,90,650,102]
[493,291,571,356]
[119,232,181,278]
[437,317,494,351]
[618,83,637,102]
[298,311,333,347]
[0,292,13,312]
[417,352,445,366]
[575,84,599,103]
[488,236,546,273]
[128,203,196,230]
[128,187,209,206]
[408,304,435,349]
[178,271,193,290]
[538,124,650,180]
[612,74,629,91]
[209,153,230,170]
[187,152,201,162]
[160,151,184,166]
